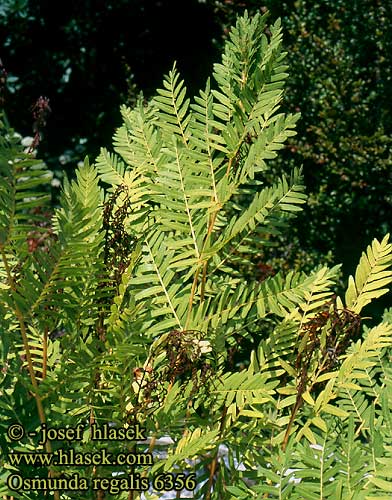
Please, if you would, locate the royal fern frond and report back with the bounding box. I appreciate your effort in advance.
[345,234,392,314]
[2,12,392,500]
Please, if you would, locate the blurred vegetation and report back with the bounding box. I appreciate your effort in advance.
[0,0,219,176]
[1,0,391,314]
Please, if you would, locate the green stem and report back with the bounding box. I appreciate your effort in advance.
[205,405,227,500]
[1,246,59,500]
[185,266,200,330]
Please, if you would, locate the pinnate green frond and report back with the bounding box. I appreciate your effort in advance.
[151,138,210,258]
[190,79,229,157]
[254,319,299,381]
[164,428,220,471]
[113,101,163,173]
[211,368,277,427]
[332,323,392,428]
[193,266,330,336]
[294,265,340,324]
[128,230,188,337]
[154,64,191,144]
[345,234,392,313]
[0,126,51,248]
[212,11,269,123]
[212,13,296,174]
[205,168,306,261]
[22,159,106,325]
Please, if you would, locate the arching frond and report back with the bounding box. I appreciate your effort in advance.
[345,235,392,314]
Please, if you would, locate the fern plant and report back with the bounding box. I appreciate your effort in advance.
[1,11,392,500]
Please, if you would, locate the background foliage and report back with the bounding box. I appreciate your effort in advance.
[0,0,218,172]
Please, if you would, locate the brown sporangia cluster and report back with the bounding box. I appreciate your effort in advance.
[0,58,7,107]
[102,184,136,286]
[283,299,362,450]
[257,262,275,282]
[163,330,213,386]
[299,300,362,370]
[295,299,362,398]
[129,330,215,417]
[28,96,51,153]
